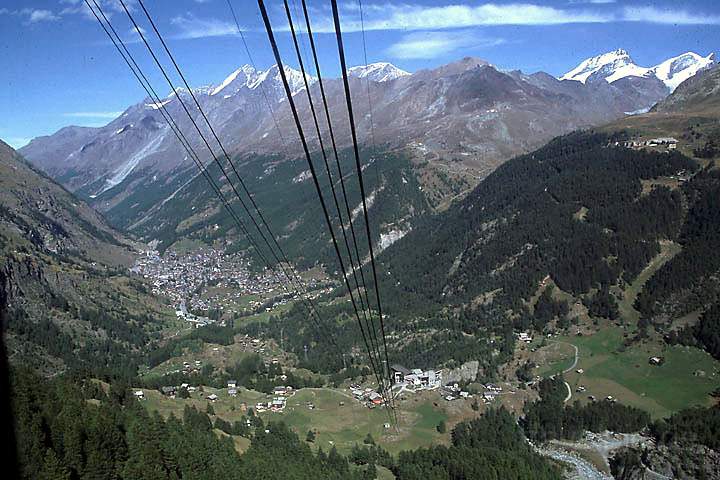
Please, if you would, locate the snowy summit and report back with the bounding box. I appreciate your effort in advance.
[560,49,715,92]
[347,62,410,82]
[210,64,315,98]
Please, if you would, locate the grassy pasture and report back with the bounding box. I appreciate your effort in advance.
[558,328,719,418]
[141,386,452,455]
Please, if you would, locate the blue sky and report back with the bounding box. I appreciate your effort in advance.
[1,0,720,148]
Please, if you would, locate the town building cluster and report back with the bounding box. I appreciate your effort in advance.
[614,137,679,150]
[350,385,388,407]
[253,386,293,413]
[130,247,292,319]
[391,364,442,392]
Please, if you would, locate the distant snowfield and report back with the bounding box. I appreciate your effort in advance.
[99,129,166,195]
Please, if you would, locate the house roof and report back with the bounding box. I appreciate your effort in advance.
[391,364,411,375]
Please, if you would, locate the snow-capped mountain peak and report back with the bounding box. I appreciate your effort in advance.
[347,62,410,82]
[561,49,716,92]
[248,64,316,96]
[210,65,259,96]
[652,52,716,91]
[559,49,647,84]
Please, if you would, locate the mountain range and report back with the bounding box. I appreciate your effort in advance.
[560,49,715,92]
[17,50,717,255]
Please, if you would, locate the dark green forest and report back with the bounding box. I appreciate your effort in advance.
[11,368,565,480]
[393,408,560,480]
[248,131,720,372]
[522,377,651,442]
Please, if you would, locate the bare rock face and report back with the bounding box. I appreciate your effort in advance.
[0,140,166,376]
[443,360,480,384]
[611,443,720,480]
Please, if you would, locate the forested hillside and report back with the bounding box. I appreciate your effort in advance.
[0,140,174,376]
[115,148,429,271]
[245,130,720,372]
[10,367,561,480]
[371,130,720,361]
[379,131,696,314]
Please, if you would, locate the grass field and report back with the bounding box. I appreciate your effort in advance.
[141,386,453,455]
[558,327,720,418]
[145,338,262,378]
[533,341,577,377]
[612,240,681,325]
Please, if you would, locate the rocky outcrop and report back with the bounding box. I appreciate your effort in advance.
[443,360,480,384]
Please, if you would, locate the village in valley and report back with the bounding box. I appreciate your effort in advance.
[132,322,524,457]
[131,246,330,326]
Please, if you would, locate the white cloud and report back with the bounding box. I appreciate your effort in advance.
[0,8,61,24]
[386,30,505,59]
[26,9,60,23]
[568,0,616,4]
[63,111,124,119]
[302,3,612,33]
[60,0,137,20]
[298,2,720,33]
[170,14,238,39]
[622,6,720,25]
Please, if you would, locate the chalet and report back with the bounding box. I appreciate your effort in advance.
[391,364,412,384]
[133,390,145,400]
[207,394,218,402]
[649,356,665,366]
[228,380,238,389]
[368,392,384,405]
[270,397,286,412]
[228,388,238,397]
[273,386,293,396]
[161,386,177,397]
[517,332,533,343]
[649,137,678,146]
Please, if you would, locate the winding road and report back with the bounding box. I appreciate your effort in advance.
[546,340,579,403]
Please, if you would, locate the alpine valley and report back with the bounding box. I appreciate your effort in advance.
[5,41,720,480]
